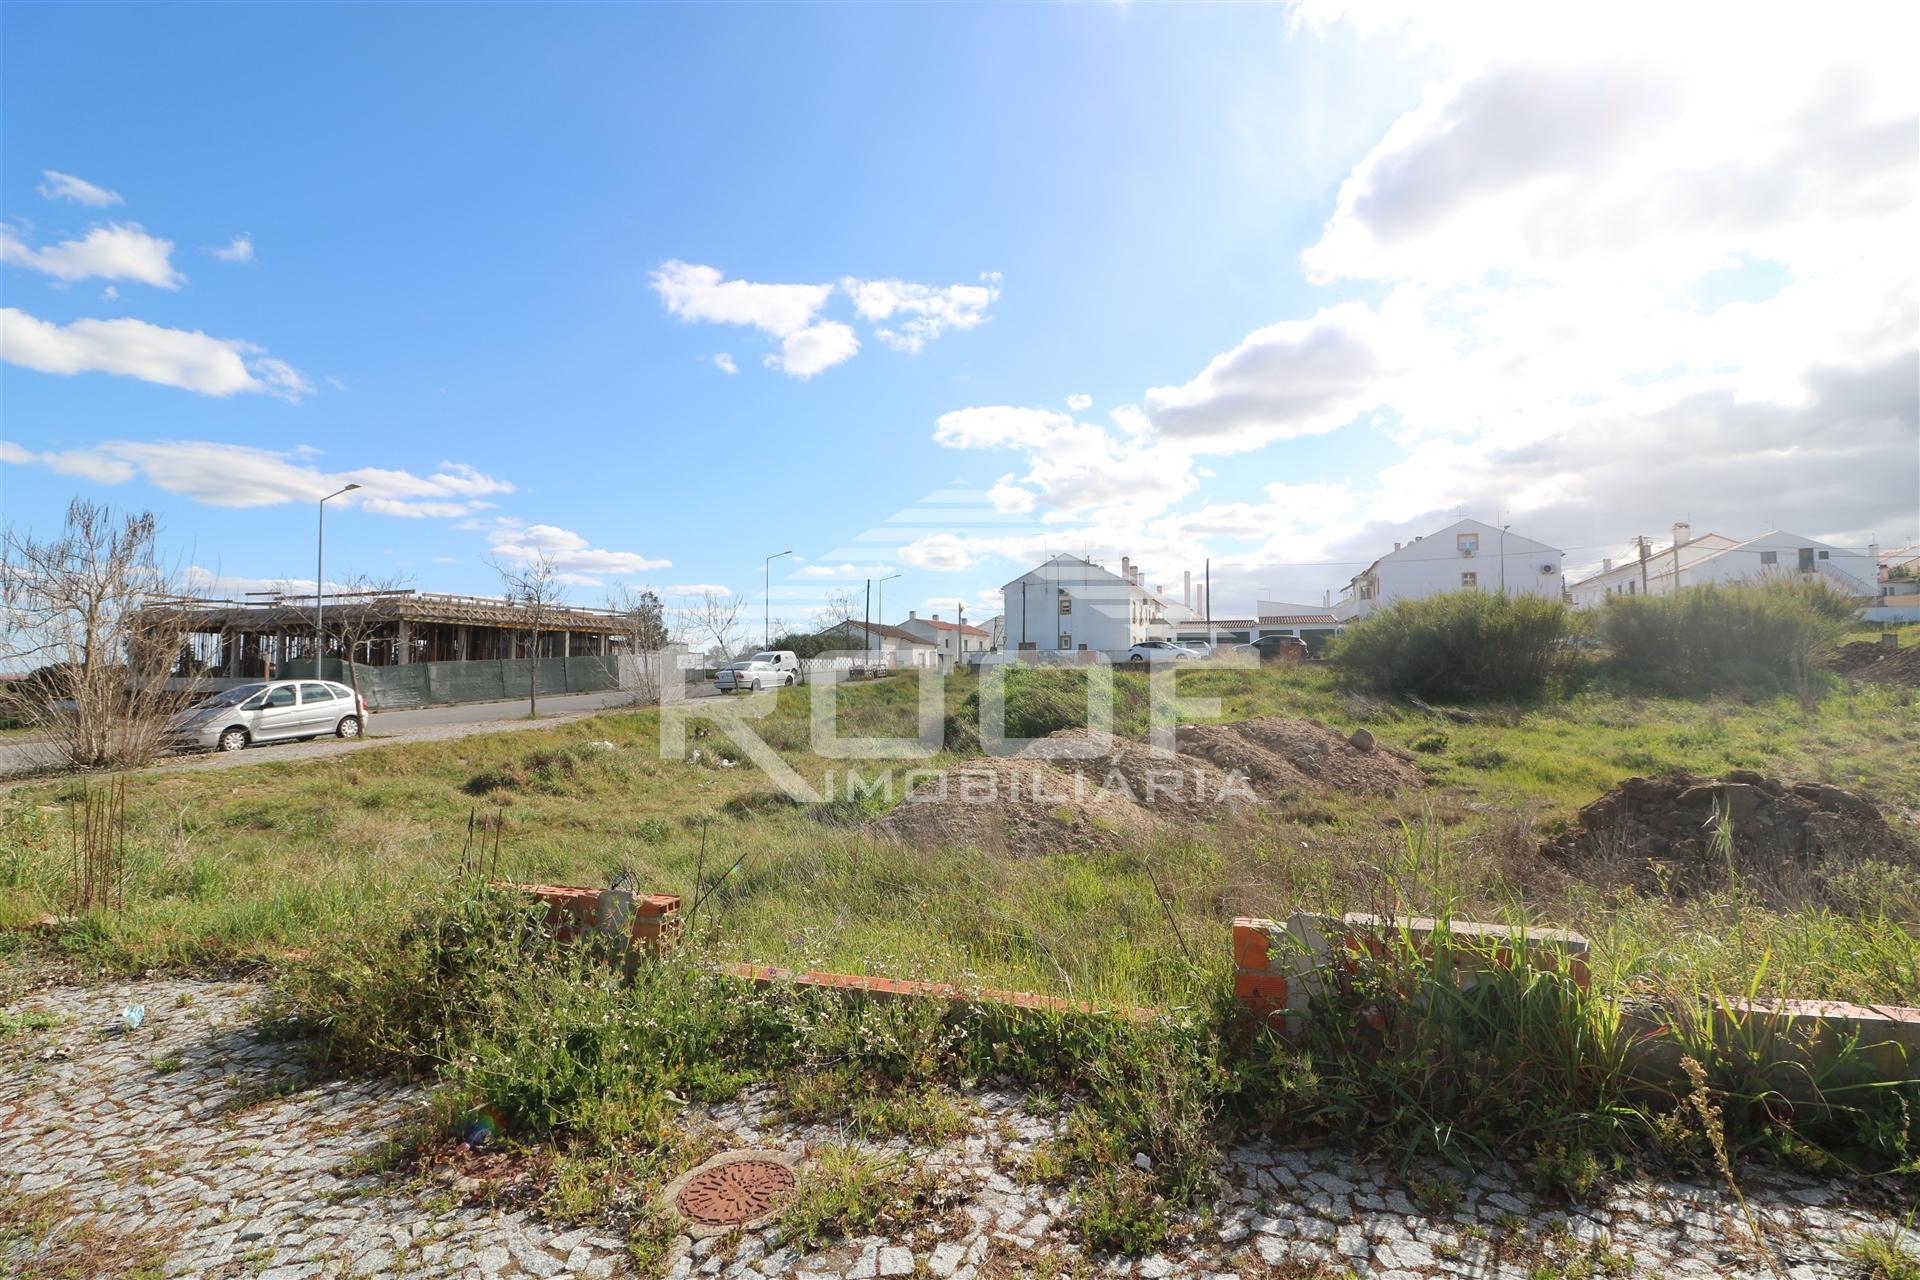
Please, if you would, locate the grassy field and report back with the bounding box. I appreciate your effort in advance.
[3,661,1914,1009]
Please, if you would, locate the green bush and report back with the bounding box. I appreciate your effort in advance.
[949,667,1152,742]
[1597,578,1852,695]
[1329,591,1574,702]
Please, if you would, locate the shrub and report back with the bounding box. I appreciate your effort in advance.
[1329,591,1574,702]
[1596,578,1852,695]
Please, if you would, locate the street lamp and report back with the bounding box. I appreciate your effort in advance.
[875,572,900,663]
[764,550,792,647]
[315,483,361,676]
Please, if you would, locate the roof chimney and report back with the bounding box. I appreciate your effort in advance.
[1120,555,1132,585]
[1671,521,1690,548]
[1602,558,1613,573]
[931,613,940,623]
[1394,541,1401,552]
[908,609,917,620]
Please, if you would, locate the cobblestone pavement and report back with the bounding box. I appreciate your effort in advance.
[3,979,1910,1279]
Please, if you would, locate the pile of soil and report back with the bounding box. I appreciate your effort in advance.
[873,715,1421,856]
[1175,717,1425,797]
[1541,770,1915,887]
[1829,640,1920,687]
[870,756,1157,855]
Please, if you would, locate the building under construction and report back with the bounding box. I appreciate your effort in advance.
[155,589,638,678]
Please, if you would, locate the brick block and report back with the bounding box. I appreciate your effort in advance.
[1231,918,1271,971]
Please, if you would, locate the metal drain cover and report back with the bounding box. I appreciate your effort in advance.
[675,1157,796,1226]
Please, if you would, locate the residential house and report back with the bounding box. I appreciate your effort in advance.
[897,610,992,668]
[1334,518,1564,621]
[1566,525,1740,606]
[1001,554,1176,657]
[815,620,939,667]
[1566,527,1877,605]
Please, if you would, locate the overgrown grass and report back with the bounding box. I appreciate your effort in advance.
[1329,590,1575,701]
[1596,577,1854,696]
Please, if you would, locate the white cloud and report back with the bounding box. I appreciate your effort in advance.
[662,583,730,597]
[485,521,670,587]
[1066,393,1092,411]
[766,321,859,379]
[1,223,184,289]
[37,170,123,207]
[1144,303,1388,451]
[211,235,254,264]
[712,352,739,375]
[900,532,977,572]
[1,307,311,399]
[433,555,459,565]
[0,438,513,516]
[842,272,1001,353]
[796,562,891,580]
[650,260,832,338]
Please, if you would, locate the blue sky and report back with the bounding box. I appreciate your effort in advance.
[4,3,1915,629]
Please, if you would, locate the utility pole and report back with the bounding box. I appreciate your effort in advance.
[956,601,965,668]
[1637,536,1651,595]
[1204,557,1212,647]
[864,577,872,665]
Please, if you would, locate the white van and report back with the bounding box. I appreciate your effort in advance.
[713,650,802,692]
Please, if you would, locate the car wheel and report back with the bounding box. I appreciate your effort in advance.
[217,727,249,753]
[784,673,795,686]
[336,715,362,739]
[751,679,762,692]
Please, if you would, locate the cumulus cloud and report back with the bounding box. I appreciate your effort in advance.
[1,307,312,399]
[1,223,184,289]
[650,260,832,338]
[211,235,254,264]
[485,521,671,586]
[1144,303,1389,450]
[712,352,739,375]
[842,272,1001,353]
[1066,393,1092,411]
[0,438,512,516]
[766,321,860,379]
[37,170,123,207]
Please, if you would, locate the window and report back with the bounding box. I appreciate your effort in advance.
[1798,547,1815,572]
[261,686,296,709]
[1058,593,1072,615]
[1457,533,1479,555]
[1760,551,1778,565]
[300,683,335,703]
[1058,632,1072,650]
[1817,549,1830,560]
[1461,572,1478,588]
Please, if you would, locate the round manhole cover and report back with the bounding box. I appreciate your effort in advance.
[675,1157,796,1226]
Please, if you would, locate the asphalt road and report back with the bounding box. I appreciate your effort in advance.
[0,685,718,782]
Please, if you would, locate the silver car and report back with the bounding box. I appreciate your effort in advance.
[169,679,369,753]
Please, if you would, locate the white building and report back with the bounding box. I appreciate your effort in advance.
[1334,518,1564,620]
[897,610,992,668]
[1566,526,1877,605]
[1001,554,1176,656]
[816,620,939,667]
[1566,525,1740,606]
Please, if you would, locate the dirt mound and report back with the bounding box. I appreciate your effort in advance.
[871,756,1157,855]
[1541,771,1915,888]
[1830,641,1920,687]
[874,716,1420,855]
[1173,717,1425,797]
[1018,729,1261,820]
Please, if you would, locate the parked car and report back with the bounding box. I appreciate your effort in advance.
[1235,635,1310,662]
[1125,640,1205,663]
[167,679,368,753]
[713,650,802,692]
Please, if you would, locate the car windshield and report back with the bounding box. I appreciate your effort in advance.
[198,684,267,707]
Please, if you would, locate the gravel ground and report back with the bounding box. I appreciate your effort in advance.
[2,977,1910,1279]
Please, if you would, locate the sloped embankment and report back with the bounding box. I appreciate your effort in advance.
[872,716,1422,856]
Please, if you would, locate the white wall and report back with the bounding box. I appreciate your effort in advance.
[1687,533,1876,598]
[1002,558,1169,656]
[1343,520,1562,618]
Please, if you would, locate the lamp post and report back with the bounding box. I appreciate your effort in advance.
[764,550,792,647]
[876,572,900,667]
[315,483,361,677]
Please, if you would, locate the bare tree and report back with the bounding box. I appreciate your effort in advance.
[0,500,200,769]
[676,589,747,668]
[490,552,564,718]
[607,585,668,703]
[326,572,412,706]
[812,588,857,631]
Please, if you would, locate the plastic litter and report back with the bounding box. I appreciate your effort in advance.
[119,1004,146,1033]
